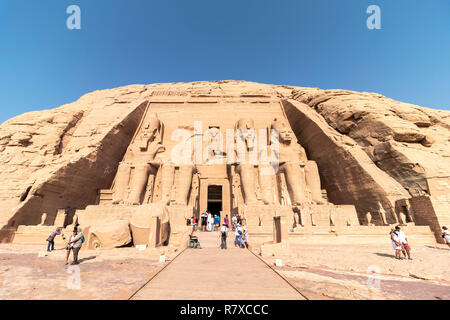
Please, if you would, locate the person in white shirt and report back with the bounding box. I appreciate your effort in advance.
[395,226,412,260]
[220,223,228,249]
[442,226,450,248]
[390,228,402,260]
[243,226,250,249]
[231,215,237,231]
[207,212,213,232]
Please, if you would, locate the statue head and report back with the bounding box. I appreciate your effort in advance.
[271,118,294,144]
[141,114,162,142]
[236,118,255,131]
[235,118,256,149]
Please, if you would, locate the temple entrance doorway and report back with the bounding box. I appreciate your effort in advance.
[207,185,222,221]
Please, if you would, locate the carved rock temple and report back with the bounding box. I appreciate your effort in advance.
[0,81,448,250]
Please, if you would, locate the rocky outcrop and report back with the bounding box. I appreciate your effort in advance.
[289,87,450,196]
[0,85,150,231]
[282,99,409,225]
[0,81,448,240]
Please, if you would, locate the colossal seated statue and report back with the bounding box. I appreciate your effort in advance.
[233,117,325,206]
[112,114,165,205]
[235,118,259,205]
[270,118,326,205]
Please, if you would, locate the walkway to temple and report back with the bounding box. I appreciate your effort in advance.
[130,230,305,300]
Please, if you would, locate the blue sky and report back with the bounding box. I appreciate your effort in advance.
[1,0,449,124]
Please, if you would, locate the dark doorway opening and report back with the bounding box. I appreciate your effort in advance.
[207,185,222,219]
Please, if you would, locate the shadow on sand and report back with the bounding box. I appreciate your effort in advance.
[374,253,395,259]
[425,245,449,251]
[78,255,97,263]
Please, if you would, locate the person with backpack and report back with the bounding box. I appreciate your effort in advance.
[220,223,228,249]
[65,227,84,265]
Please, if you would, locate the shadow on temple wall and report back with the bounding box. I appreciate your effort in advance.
[0,101,149,243]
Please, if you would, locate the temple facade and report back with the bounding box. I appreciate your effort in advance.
[3,81,445,249]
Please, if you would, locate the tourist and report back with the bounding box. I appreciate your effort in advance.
[224,215,230,229]
[201,211,208,231]
[65,227,84,265]
[46,227,64,252]
[190,216,197,231]
[237,215,242,225]
[243,226,250,249]
[214,214,220,230]
[390,228,402,259]
[396,226,412,260]
[235,224,244,248]
[220,223,228,249]
[442,226,450,248]
[65,228,76,264]
[207,211,214,232]
[231,215,237,231]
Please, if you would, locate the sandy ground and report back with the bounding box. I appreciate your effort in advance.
[256,243,450,300]
[132,231,303,300]
[0,244,177,300]
[0,241,448,300]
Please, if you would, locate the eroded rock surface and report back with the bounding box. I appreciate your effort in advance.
[0,81,448,242]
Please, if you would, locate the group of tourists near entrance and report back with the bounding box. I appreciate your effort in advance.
[44,215,450,265]
[193,211,250,250]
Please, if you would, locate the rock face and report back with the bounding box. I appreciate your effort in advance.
[0,81,448,243]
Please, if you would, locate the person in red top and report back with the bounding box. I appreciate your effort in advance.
[224,215,230,229]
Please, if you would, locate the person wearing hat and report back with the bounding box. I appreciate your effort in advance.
[65,227,84,265]
[219,223,228,249]
[396,226,412,260]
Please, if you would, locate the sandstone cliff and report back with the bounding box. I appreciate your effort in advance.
[0,81,448,239]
